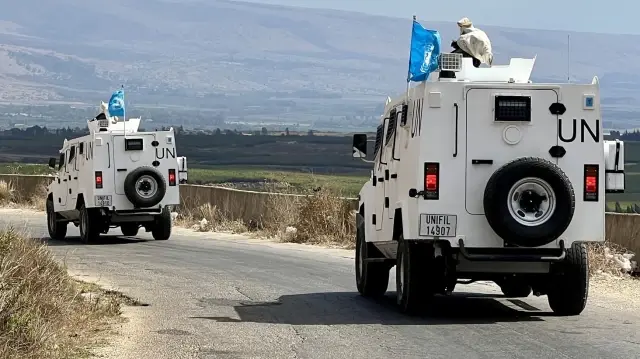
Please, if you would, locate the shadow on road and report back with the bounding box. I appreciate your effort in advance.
[37,236,151,246]
[191,291,550,325]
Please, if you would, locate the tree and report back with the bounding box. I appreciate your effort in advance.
[261,127,268,135]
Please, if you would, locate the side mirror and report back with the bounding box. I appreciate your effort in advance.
[48,157,57,169]
[352,134,368,158]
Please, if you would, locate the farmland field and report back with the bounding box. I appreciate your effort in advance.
[0,162,369,197]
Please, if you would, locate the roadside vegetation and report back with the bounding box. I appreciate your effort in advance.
[177,186,356,248]
[0,227,127,359]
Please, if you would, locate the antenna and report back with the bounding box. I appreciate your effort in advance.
[567,34,571,83]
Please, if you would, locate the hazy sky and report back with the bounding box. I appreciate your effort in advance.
[238,0,631,34]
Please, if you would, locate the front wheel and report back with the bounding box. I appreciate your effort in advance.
[547,243,589,316]
[46,198,67,241]
[152,207,172,240]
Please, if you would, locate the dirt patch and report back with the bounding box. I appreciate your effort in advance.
[589,273,640,311]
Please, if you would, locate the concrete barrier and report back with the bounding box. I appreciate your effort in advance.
[0,174,637,254]
[179,184,358,224]
[605,213,640,257]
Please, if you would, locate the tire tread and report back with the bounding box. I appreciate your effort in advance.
[152,207,172,240]
[548,243,589,316]
[355,217,390,297]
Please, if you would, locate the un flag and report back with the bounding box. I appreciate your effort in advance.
[407,20,441,82]
[108,89,125,117]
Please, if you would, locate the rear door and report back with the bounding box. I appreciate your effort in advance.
[112,134,158,195]
[465,88,559,215]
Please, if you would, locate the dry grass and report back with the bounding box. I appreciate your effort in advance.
[253,184,357,248]
[587,241,637,277]
[0,180,46,211]
[277,189,356,247]
[0,228,126,359]
[0,181,15,204]
[176,202,248,233]
[175,187,357,248]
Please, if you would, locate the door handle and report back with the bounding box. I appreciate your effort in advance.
[472,159,493,165]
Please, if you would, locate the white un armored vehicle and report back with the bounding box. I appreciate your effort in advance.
[45,102,184,243]
[351,52,625,316]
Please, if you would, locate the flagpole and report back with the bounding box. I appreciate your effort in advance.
[122,85,126,139]
[406,15,416,105]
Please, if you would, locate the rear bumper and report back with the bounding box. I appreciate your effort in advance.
[112,207,163,215]
[100,206,170,223]
[457,238,566,262]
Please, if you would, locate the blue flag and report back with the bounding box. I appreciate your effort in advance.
[108,89,125,117]
[407,20,441,82]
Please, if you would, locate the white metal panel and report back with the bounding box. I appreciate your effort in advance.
[465,88,559,215]
[556,84,606,243]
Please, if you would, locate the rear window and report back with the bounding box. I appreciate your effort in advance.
[494,95,531,122]
[125,138,144,151]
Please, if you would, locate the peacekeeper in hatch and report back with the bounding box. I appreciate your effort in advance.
[450,17,494,68]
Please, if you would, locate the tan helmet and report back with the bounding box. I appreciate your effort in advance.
[457,17,473,28]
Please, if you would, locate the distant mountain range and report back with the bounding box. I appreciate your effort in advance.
[0,0,639,129]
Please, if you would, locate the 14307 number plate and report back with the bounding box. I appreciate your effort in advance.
[94,195,112,207]
[419,214,457,237]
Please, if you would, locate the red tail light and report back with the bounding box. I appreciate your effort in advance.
[423,162,439,200]
[426,173,437,191]
[95,171,103,189]
[168,169,176,186]
[584,164,599,201]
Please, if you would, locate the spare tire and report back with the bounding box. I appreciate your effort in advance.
[483,157,575,247]
[124,167,167,208]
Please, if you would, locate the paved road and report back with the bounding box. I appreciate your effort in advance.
[1,209,639,359]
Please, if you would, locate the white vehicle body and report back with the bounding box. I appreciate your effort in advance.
[352,53,625,316]
[46,109,185,243]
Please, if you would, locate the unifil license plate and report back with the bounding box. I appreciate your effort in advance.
[94,195,112,207]
[419,214,457,237]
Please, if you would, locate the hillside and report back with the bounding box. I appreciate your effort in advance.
[0,0,639,129]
